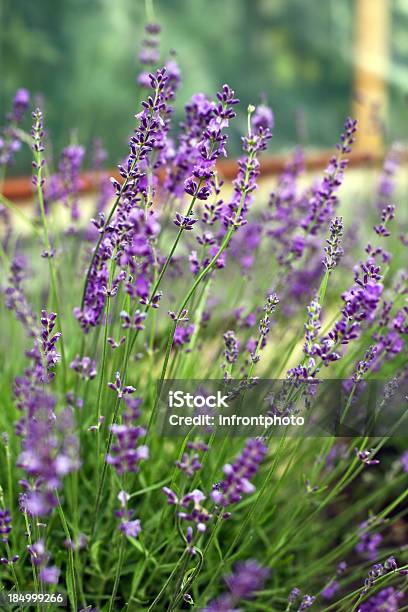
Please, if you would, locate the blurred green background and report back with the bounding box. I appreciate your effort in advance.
[1,0,408,172]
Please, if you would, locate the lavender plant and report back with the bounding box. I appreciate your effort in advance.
[0,18,407,612]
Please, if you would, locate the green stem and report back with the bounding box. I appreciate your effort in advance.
[33,135,67,391]
[147,551,187,611]
[108,536,125,612]
[56,493,77,611]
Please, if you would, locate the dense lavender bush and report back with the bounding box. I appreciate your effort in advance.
[0,17,407,612]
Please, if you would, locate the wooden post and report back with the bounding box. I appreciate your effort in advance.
[352,0,390,153]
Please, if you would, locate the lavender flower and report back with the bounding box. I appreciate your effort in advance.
[355,448,380,466]
[120,309,146,330]
[359,587,403,612]
[211,438,267,508]
[184,85,239,202]
[400,450,408,473]
[18,408,80,516]
[46,144,85,221]
[297,594,315,610]
[137,23,161,87]
[266,148,305,265]
[223,104,272,227]
[376,144,401,211]
[39,311,61,381]
[223,330,240,365]
[204,560,269,611]
[70,355,97,380]
[173,324,194,347]
[28,539,60,584]
[374,204,395,237]
[289,228,388,381]
[176,453,202,476]
[352,346,377,383]
[176,442,207,477]
[75,68,174,332]
[356,526,382,560]
[230,221,262,273]
[252,104,274,132]
[321,580,339,600]
[31,108,45,188]
[162,488,212,534]
[116,490,142,538]
[10,88,30,123]
[106,398,148,474]
[0,508,12,543]
[173,212,198,230]
[0,88,30,166]
[323,216,344,271]
[225,560,269,600]
[258,294,279,346]
[120,519,142,538]
[299,117,357,241]
[4,255,37,336]
[107,372,136,399]
[288,587,301,605]
[165,93,215,198]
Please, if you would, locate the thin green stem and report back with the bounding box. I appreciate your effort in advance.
[56,493,77,611]
[33,130,67,391]
[108,536,125,612]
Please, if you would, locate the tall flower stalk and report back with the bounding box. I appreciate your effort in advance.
[149,105,272,434]
[31,109,67,389]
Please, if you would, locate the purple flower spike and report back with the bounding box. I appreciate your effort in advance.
[223,331,240,365]
[321,580,339,600]
[173,212,198,230]
[28,539,59,584]
[400,450,408,473]
[163,487,212,533]
[356,523,382,561]
[223,105,272,228]
[374,204,395,237]
[75,67,173,332]
[323,216,344,271]
[205,559,269,611]
[39,566,60,585]
[39,310,62,381]
[0,508,12,543]
[377,144,401,210]
[355,448,380,466]
[359,587,403,612]
[120,309,146,330]
[18,408,80,516]
[297,594,316,610]
[173,324,195,347]
[120,519,142,538]
[299,117,357,238]
[288,587,301,604]
[225,560,270,600]
[162,487,178,505]
[107,372,136,399]
[0,88,30,167]
[106,397,148,474]
[252,104,274,133]
[211,438,267,508]
[4,256,37,336]
[182,84,239,203]
[176,452,202,477]
[70,355,97,380]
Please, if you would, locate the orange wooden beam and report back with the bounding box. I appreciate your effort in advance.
[1,150,383,202]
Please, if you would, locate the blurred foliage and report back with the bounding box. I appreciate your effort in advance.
[0,0,407,173]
